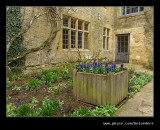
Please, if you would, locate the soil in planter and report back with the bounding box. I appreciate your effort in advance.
[7,76,95,116]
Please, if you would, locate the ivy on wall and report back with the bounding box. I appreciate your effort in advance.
[7,7,27,73]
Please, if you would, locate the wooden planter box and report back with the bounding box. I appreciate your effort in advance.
[73,69,128,106]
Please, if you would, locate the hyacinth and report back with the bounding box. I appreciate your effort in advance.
[105,62,108,67]
[18,100,22,107]
[98,63,102,67]
[121,63,124,68]
[112,63,116,69]
[105,67,111,72]
[80,64,83,70]
[94,62,98,66]
[93,65,96,70]
[85,63,91,70]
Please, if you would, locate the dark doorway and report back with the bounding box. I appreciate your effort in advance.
[115,34,130,63]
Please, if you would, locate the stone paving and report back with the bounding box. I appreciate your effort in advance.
[114,63,154,117]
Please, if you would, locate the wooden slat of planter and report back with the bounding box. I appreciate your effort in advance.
[110,73,114,105]
[87,73,93,104]
[73,69,77,99]
[77,72,83,100]
[97,74,102,106]
[125,70,128,98]
[83,73,88,103]
[117,73,121,105]
[122,72,126,100]
[101,75,108,105]
[92,74,97,105]
[115,74,119,106]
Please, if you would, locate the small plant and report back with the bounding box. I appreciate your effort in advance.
[66,78,73,89]
[128,92,134,98]
[52,73,59,83]
[42,96,50,105]
[61,65,70,79]
[7,78,11,88]
[28,97,39,109]
[16,104,31,117]
[7,95,11,100]
[12,75,20,81]
[70,107,92,117]
[25,79,41,92]
[41,99,62,116]
[12,85,21,91]
[54,86,61,95]
[133,85,140,92]
[91,104,117,117]
[7,103,16,117]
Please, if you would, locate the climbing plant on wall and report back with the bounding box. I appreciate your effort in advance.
[7,7,27,73]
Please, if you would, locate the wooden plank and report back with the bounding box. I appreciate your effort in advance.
[110,73,114,105]
[126,70,129,98]
[114,74,118,106]
[92,74,97,105]
[107,73,111,105]
[83,73,88,103]
[97,74,102,106]
[87,73,93,104]
[73,69,77,99]
[101,75,107,105]
[77,72,83,100]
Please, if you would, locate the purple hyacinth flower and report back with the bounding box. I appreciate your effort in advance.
[87,63,91,68]
[93,65,96,70]
[105,67,111,72]
[112,63,116,69]
[80,64,83,70]
[98,63,102,67]
[121,63,124,68]
[94,62,98,66]
[105,62,108,67]
[18,100,22,107]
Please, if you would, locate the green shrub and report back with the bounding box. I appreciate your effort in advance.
[133,85,140,92]
[70,107,92,117]
[40,69,60,87]
[12,85,21,91]
[12,75,20,81]
[16,104,31,117]
[25,79,41,92]
[7,103,16,117]
[28,97,39,109]
[54,87,61,95]
[41,99,62,116]
[7,78,11,88]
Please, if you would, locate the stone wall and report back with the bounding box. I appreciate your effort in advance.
[113,7,153,65]
[21,7,153,74]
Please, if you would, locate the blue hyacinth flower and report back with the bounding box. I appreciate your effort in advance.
[112,63,116,69]
[105,62,108,67]
[80,64,83,70]
[98,68,102,73]
[94,62,98,66]
[98,63,102,67]
[93,65,96,70]
[18,100,22,107]
[121,63,124,68]
[105,67,111,72]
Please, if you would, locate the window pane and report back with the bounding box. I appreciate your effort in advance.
[63,17,69,27]
[84,33,88,49]
[63,29,69,49]
[78,21,82,30]
[121,36,124,42]
[118,42,120,52]
[140,7,144,11]
[125,36,128,41]
[107,37,109,50]
[122,7,125,15]
[127,7,131,14]
[121,42,124,52]
[125,47,128,52]
[78,32,83,49]
[71,31,76,48]
[84,23,88,31]
[103,36,106,49]
[135,6,138,12]
[107,29,109,36]
[71,19,76,29]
